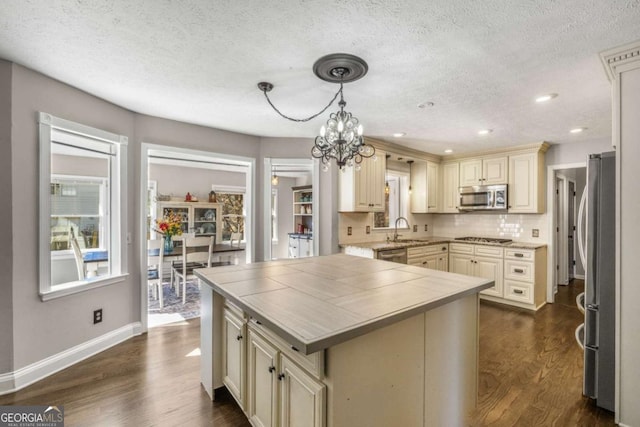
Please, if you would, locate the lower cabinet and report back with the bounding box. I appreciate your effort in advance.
[407,244,449,271]
[449,243,504,298]
[247,325,326,427]
[223,306,246,409]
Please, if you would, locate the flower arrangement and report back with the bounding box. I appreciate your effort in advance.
[155,211,183,238]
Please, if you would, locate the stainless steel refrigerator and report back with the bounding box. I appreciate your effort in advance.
[577,151,616,412]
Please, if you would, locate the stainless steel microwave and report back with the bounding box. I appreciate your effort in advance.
[459,184,508,211]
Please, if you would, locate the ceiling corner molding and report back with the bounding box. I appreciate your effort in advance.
[600,40,640,82]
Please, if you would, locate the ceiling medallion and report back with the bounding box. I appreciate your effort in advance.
[257,53,375,170]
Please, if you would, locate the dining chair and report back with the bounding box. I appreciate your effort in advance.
[172,236,214,304]
[147,239,165,309]
[69,229,85,281]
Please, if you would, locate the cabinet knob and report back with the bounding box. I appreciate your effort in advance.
[442,247,447,251]
[236,334,243,341]
[278,373,286,381]
[422,261,427,265]
[268,366,276,373]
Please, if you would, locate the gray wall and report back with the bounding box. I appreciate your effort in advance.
[0,60,13,374]
[10,63,137,369]
[149,163,246,199]
[545,140,613,166]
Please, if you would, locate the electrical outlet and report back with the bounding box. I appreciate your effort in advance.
[347,226,352,236]
[424,224,428,232]
[532,229,539,237]
[93,309,102,324]
[366,225,371,234]
[413,225,418,232]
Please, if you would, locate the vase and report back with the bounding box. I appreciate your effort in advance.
[163,235,173,253]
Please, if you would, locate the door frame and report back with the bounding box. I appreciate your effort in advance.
[546,162,586,303]
[567,179,577,280]
[139,142,255,333]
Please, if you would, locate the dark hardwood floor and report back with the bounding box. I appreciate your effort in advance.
[0,280,614,426]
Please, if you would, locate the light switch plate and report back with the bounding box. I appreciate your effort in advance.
[347,226,352,236]
[366,225,371,234]
[424,224,428,232]
[413,225,418,232]
[532,229,539,237]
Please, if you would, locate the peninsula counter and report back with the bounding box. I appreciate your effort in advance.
[196,254,493,427]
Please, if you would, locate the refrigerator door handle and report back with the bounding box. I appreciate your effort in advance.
[577,186,587,268]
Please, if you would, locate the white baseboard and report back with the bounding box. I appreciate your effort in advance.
[574,274,585,280]
[0,321,142,395]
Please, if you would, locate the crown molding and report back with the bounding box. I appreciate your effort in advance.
[364,137,443,163]
[439,142,550,162]
[600,39,640,82]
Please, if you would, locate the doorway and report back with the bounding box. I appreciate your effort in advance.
[140,143,255,332]
[263,158,319,261]
[546,164,586,302]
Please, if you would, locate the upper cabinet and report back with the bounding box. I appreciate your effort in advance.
[508,151,545,213]
[339,150,386,212]
[410,160,439,213]
[441,162,460,213]
[459,156,508,186]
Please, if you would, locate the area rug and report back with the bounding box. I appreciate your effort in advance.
[148,280,200,327]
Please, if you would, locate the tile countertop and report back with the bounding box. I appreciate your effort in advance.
[340,236,547,251]
[195,253,492,354]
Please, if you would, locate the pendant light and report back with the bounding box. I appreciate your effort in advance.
[407,160,414,194]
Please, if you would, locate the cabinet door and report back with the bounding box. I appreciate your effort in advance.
[475,256,504,297]
[508,152,541,213]
[279,355,326,427]
[223,309,246,408]
[423,254,440,270]
[459,159,482,186]
[288,236,299,258]
[248,331,279,427]
[298,238,312,258]
[483,157,508,184]
[368,154,386,212]
[410,160,428,213]
[427,161,439,212]
[449,253,474,275]
[436,255,449,272]
[441,162,460,213]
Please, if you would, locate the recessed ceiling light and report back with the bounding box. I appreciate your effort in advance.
[444,149,453,154]
[417,101,435,109]
[570,127,587,133]
[535,93,558,103]
[478,129,493,135]
[393,132,406,137]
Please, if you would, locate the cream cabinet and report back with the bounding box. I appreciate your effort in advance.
[459,156,507,186]
[247,324,326,427]
[502,247,547,309]
[407,244,448,271]
[339,152,386,212]
[441,162,460,213]
[449,243,504,298]
[222,306,246,409]
[410,160,439,213]
[508,151,545,213]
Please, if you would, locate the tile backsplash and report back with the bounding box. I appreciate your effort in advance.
[339,212,548,244]
[432,213,548,243]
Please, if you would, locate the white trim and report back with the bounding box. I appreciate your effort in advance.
[546,162,586,303]
[212,184,246,194]
[574,274,585,280]
[0,321,142,395]
[40,274,128,301]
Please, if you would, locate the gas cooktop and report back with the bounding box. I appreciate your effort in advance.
[454,236,513,244]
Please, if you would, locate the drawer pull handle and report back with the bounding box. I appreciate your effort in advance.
[268,366,276,373]
[514,289,524,295]
[278,373,286,381]
[442,247,447,251]
[514,268,524,273]
[236,334,243,341]
[514,253,524,258]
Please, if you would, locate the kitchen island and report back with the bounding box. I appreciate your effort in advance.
[196,254,493,427]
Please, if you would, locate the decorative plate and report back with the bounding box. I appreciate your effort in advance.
[204,210,215,220]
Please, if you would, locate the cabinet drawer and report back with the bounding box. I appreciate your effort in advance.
[407,246,429,256]
[504,260,534,282]
[249,320,324,380]
[505,248,534,261]
[225,299,245,320]
[474,245,503,258]
[407,256,428,266]
[504,280,534,304]
[422,244,448,256]
[449,243,474,254]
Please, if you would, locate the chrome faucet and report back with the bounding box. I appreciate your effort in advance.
[393,217,410,242]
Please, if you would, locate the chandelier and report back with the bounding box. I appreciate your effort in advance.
[258,53,376,170]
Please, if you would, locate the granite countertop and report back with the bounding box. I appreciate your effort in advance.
[340,236,547,251]
[195,254,492,354]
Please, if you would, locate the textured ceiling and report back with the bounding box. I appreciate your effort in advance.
[1,0,639,155]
